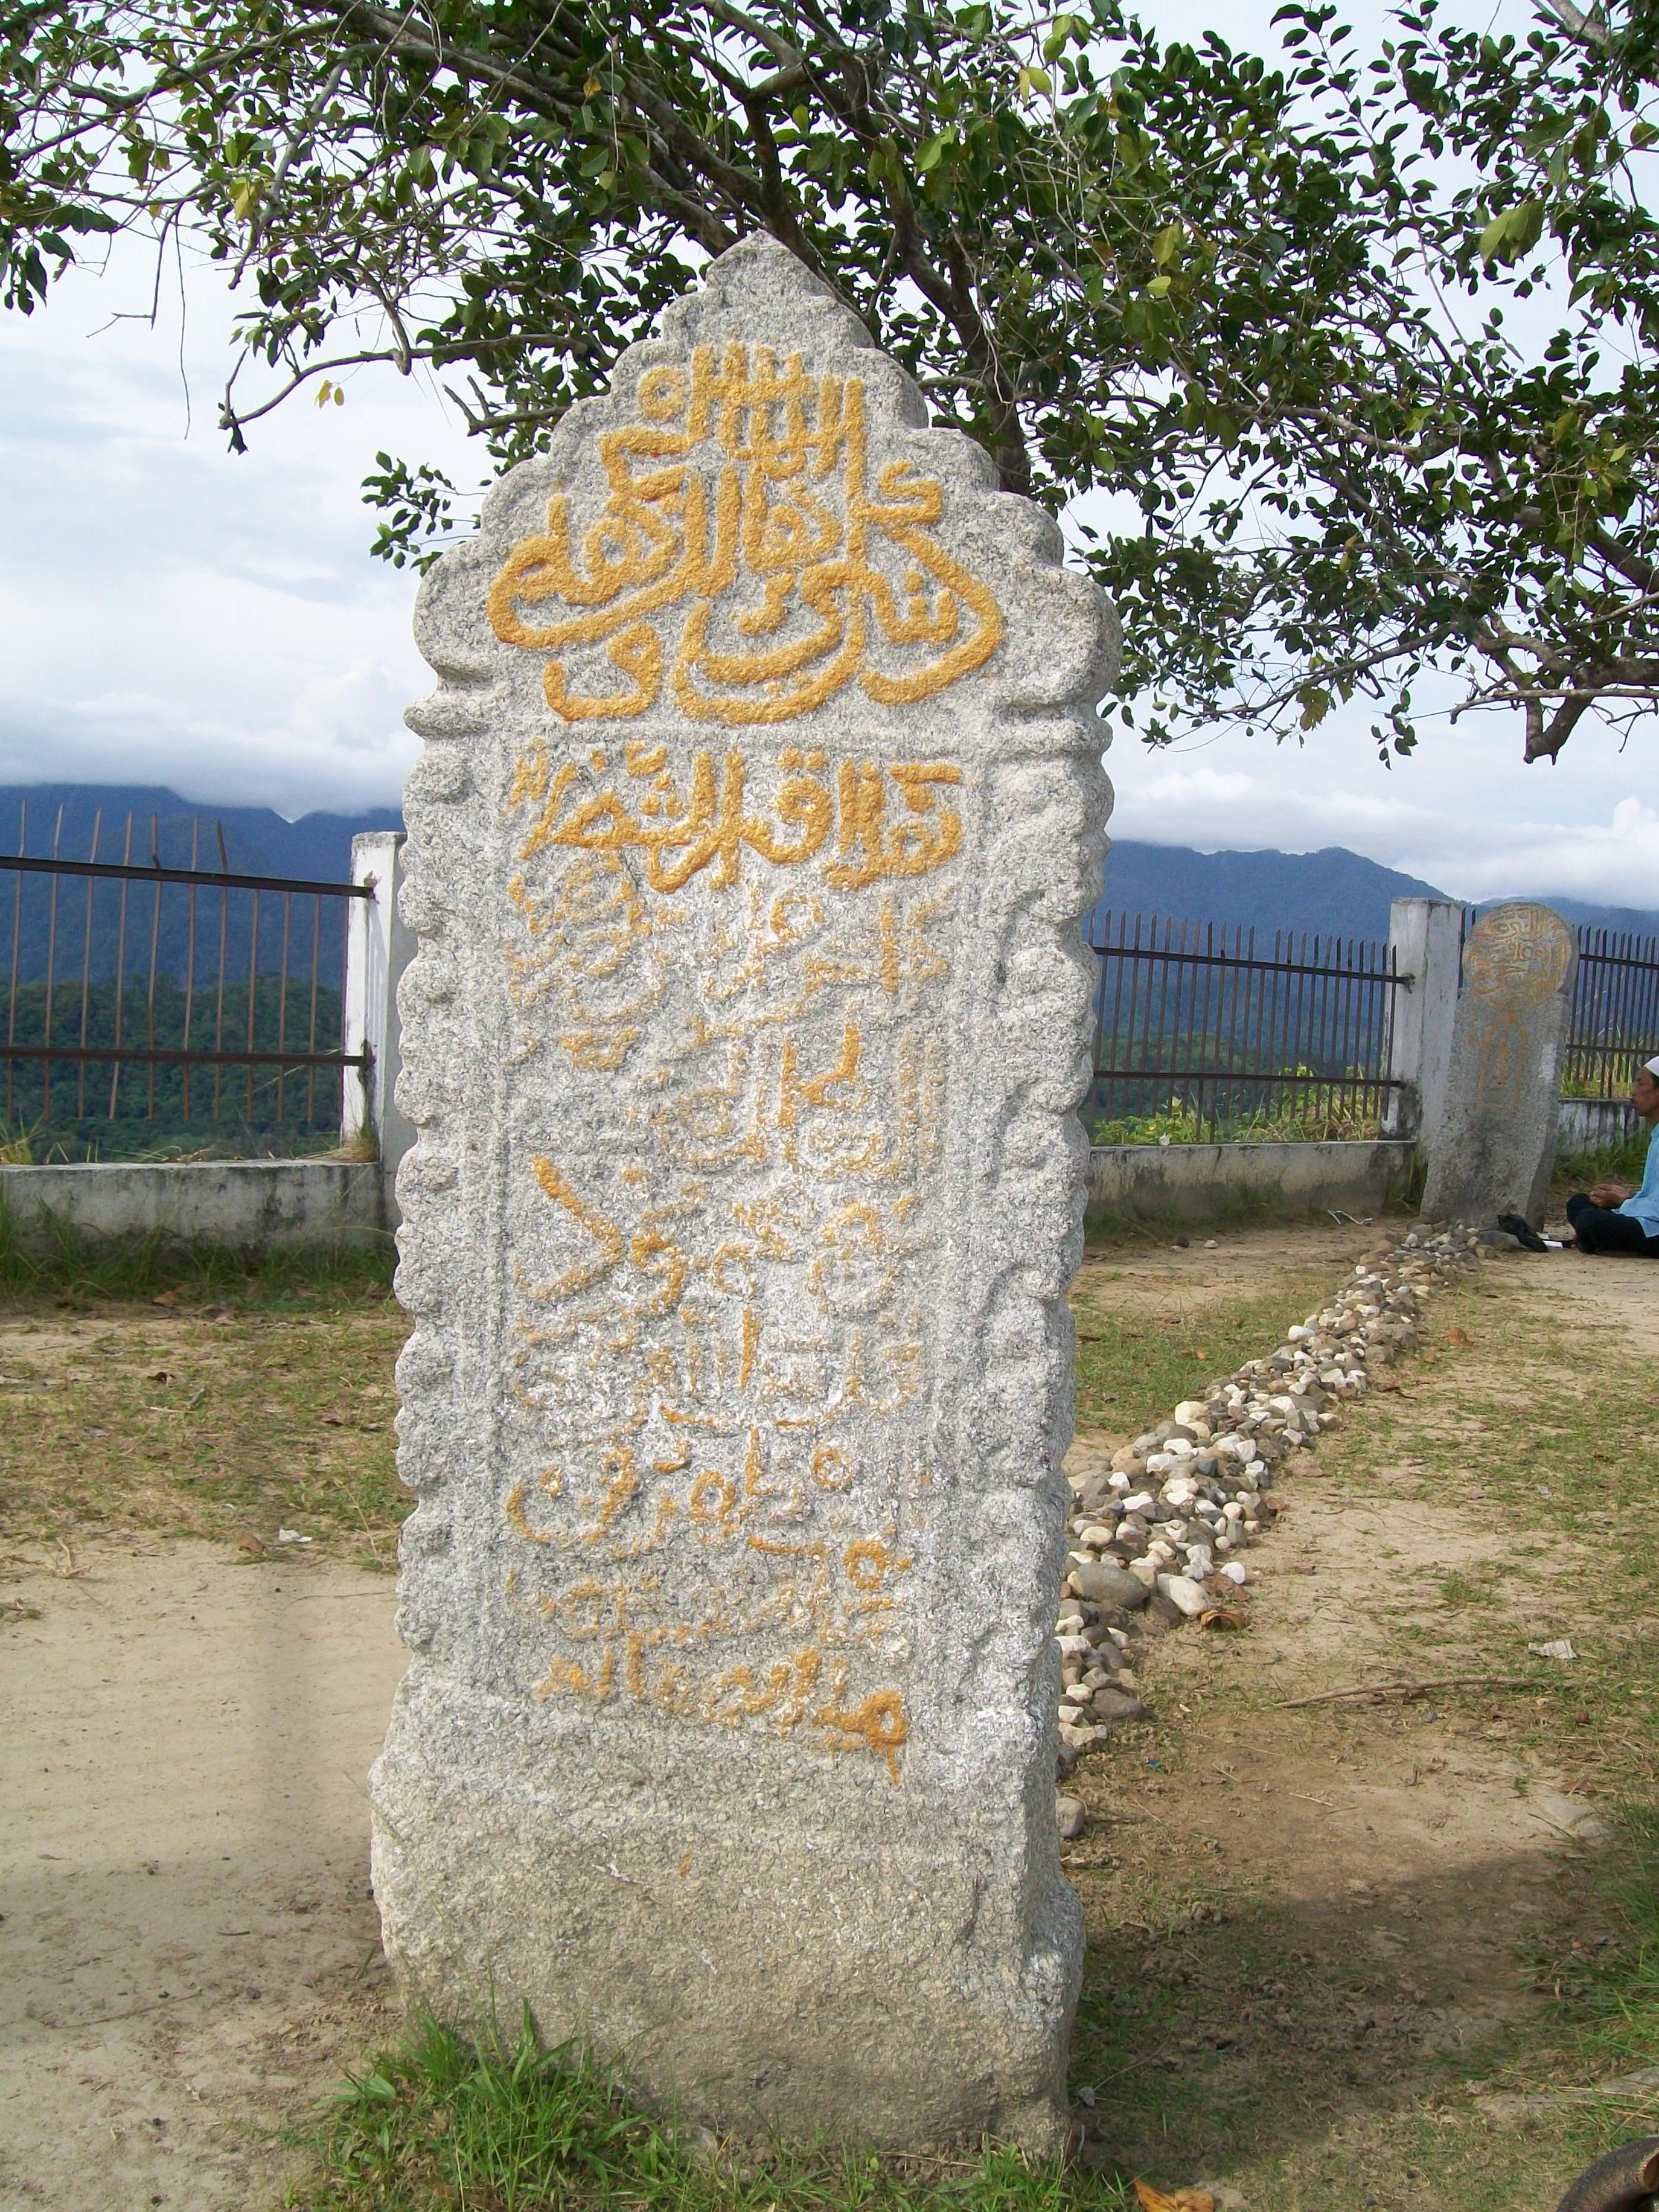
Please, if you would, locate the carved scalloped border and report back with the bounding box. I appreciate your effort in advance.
[385,237,1119,1795]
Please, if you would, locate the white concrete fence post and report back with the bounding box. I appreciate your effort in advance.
[1384,896,1463,1157]
[340,830,416,1215]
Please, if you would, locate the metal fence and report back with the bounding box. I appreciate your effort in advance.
[1565,926,1659,1102]
[1086,910,1408,1142]
[1,802,369,1161]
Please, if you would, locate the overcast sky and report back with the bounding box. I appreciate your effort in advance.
[1,0,1653,904]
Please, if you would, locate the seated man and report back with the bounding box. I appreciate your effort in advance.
[1566,1057,1659,1255]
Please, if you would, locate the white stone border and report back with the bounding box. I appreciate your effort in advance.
[1052,1225,1483,1768]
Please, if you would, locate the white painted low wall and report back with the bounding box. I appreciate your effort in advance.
[0,1159,388,1252]
[0,1108,1626,1256]
[1557,1096,1638,1153]
[1086,1139,1416,1224]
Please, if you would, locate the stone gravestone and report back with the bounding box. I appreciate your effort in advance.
[1421,901,1577,1229]
[371,234,1116,2152]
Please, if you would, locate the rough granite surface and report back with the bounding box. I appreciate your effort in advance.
[369,234,1117,2152]
[1421,900,1577,1229]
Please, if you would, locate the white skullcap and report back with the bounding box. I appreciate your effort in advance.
[1646,1055,1659,1078]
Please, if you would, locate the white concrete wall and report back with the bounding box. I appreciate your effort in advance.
[0,1113,1620,1256]
[1386,897,1463,1143]
[1086,1139,1416,1224]
[342,831,415,1194]
[1558,1096,1639,1153]
[0,1159,386,1252]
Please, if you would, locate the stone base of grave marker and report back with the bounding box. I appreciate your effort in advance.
[1422,901,1577,1229]
[370,234,1115,2152]
[372,1698,1084,2146]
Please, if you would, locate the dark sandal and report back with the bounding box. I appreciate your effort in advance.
[1498,1212,1549,1252]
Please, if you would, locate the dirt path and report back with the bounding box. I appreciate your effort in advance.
[1066,1239,1658,2210]
[2,1230,1653,2211]
[0,1538,404,2212]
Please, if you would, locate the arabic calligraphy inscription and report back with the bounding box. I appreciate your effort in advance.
[487,342,1004,726]
[497,730,965,1780]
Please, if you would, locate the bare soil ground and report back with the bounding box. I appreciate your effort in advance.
[0,1292,409,1567]
[2,1224,1655,2210]
[0,1538,404,2212]
[1064,1233,1659,2210]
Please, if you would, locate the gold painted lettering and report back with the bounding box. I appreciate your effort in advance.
[488,343,1003,726]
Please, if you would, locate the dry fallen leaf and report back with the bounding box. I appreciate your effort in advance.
[1134,2182,1217,2212]
[1198,1606,1250,1632]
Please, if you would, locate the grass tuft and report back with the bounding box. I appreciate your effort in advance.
[290,2012,1134,2212]
[0,1197,395,1309]
[1574,1801,1659,2076]
[1070,1261,1338,1433]
[1552,1131,1651,1203]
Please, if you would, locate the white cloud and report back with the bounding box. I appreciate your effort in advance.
[1138,766,1255,806]
[0,241,473,815]
[0,215,1654,901]
[1103,699,1659,907]
[1436,797,1659,905]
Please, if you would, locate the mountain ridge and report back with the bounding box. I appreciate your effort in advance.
[0,784,1651,946]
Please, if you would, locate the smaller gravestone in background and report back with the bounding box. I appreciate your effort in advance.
[1421,901,1577,1228]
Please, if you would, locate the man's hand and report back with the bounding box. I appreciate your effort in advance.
[1590,1181,1634,1207]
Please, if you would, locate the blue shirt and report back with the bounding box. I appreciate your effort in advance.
[1619,1122,1659,1234]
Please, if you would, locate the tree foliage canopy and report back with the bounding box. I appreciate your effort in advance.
[3,0,1657,761]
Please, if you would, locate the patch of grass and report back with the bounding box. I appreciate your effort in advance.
[1435,1565,1503,1609]
[1578,1801,1659,2076]
[1552,1131,1649,1205]
[1069,1265,1336,1436]
[0,1197,396,1309]
[289,2013,1135,2212]
[0,1273,409,1565]
[1083,1188,1279,1245]
[1052,1249,1659,2211]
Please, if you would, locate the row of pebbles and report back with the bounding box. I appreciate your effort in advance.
[1053,1223,1483,1788]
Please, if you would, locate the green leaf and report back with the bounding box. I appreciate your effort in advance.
[1478,199,1543,265]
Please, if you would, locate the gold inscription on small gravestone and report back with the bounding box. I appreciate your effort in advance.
[486,341,1004,724]
[1462,906,1576,1117]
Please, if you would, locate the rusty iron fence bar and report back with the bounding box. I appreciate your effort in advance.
[0,851,373,898]
[1091,1066,1399,1084]
[0,1044,364,1068]
[0,812,367,1159]
[1579,948,1659,977]
[1095,940,1401,983]
[1086,910,1408,1142]
[42,806,62,1120]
